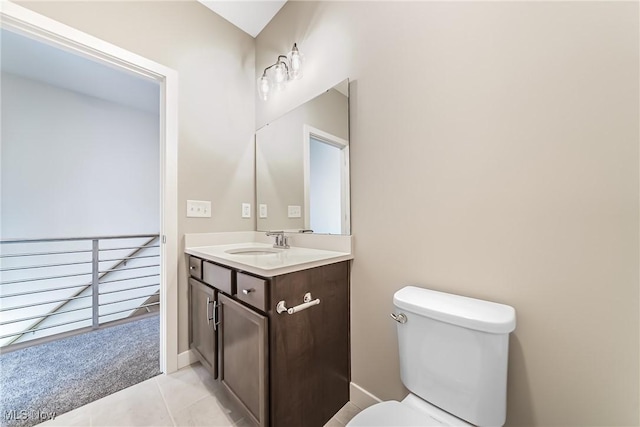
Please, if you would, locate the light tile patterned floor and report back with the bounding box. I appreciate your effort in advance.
[41,363,361,427]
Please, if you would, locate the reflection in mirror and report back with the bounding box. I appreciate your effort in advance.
[256,79,350,235]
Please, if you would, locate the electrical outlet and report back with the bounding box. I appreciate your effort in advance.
[259,204,268,218]
[242,203,251,218]
[187,200,211,218]
[288,205,301,218]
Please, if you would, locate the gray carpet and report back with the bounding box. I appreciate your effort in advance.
[0,315,160,427]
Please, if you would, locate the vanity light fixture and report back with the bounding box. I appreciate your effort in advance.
[257,43,304,101]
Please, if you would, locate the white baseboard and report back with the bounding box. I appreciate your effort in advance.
[177,349,197,369]
[350,382,383,410]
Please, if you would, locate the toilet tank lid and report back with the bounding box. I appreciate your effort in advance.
[394,286,516,334]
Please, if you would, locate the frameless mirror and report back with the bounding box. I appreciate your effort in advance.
[256,79,350,235]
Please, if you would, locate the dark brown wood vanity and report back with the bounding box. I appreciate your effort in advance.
[188,255,350,427]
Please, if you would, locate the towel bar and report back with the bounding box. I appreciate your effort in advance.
[276,292,320,315]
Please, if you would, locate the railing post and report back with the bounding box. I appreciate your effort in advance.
[92,239,99,329]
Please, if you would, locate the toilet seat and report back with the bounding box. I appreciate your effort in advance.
[347,401,443,426]
[346,395,473,427]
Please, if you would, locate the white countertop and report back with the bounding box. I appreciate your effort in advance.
[185,242,353,277]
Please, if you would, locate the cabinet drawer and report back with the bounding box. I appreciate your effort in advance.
[188,256,202,280]
[203,261,233,294]
[236,273,268,312]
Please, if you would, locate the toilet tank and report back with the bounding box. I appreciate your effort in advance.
[393,286,516,427]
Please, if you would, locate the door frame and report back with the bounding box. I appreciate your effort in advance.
[0,2,179,373]
[302,124,350,234]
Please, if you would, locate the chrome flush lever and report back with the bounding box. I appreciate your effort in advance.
[390,313,407,324]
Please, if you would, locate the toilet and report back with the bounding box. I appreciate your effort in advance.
[347,286,516,427]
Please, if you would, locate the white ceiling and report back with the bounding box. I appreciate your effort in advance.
[198,1,287,38]
[1,29,159,114]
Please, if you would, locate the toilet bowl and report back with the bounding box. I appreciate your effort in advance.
[346,286,516,427]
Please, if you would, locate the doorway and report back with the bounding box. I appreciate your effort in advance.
[303,125,350,234]
[0,3,178,374]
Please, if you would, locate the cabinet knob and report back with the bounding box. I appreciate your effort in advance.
[189,266,195,270]
[242,288,255,295]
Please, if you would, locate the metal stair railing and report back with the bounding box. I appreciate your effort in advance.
[129,290,160,317]
[0,234,161,350]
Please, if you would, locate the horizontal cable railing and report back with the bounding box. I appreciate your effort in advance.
[0,234,160,349]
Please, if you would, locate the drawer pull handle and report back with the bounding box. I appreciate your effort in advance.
[276,292,320,315]
[242,288,255,295]
[189,266,196,270]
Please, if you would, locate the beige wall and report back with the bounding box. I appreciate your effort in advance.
[17,1,256,354]
[257,2,639,426]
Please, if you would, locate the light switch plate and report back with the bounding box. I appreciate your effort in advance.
[242,203,251,218]
[288,205,301,218]
[187,200,211,218]
[259,204,268,218]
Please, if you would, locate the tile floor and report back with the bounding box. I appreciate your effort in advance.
[41,363,361,427]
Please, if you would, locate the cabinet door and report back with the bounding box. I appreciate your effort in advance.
[189,278,217,377]
[219,294,268,427]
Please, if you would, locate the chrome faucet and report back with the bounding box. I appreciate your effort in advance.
[266,231,290,249]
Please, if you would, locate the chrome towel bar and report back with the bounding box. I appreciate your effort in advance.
[276,292,320,315]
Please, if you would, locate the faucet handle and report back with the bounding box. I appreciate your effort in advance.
[266,230,289,248]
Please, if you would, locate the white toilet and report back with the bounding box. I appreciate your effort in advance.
[347,286,516,427]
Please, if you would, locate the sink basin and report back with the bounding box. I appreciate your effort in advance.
[225,247,282,255]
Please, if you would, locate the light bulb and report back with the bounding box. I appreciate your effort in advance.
[257,75,270,101]
[273,63,286,84]
[291,53,301,71]
[287,43,304,80]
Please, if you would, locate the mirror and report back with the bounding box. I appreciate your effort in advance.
[256,79,350,235]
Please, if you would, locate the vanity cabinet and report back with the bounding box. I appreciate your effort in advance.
[188,255,350,427]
